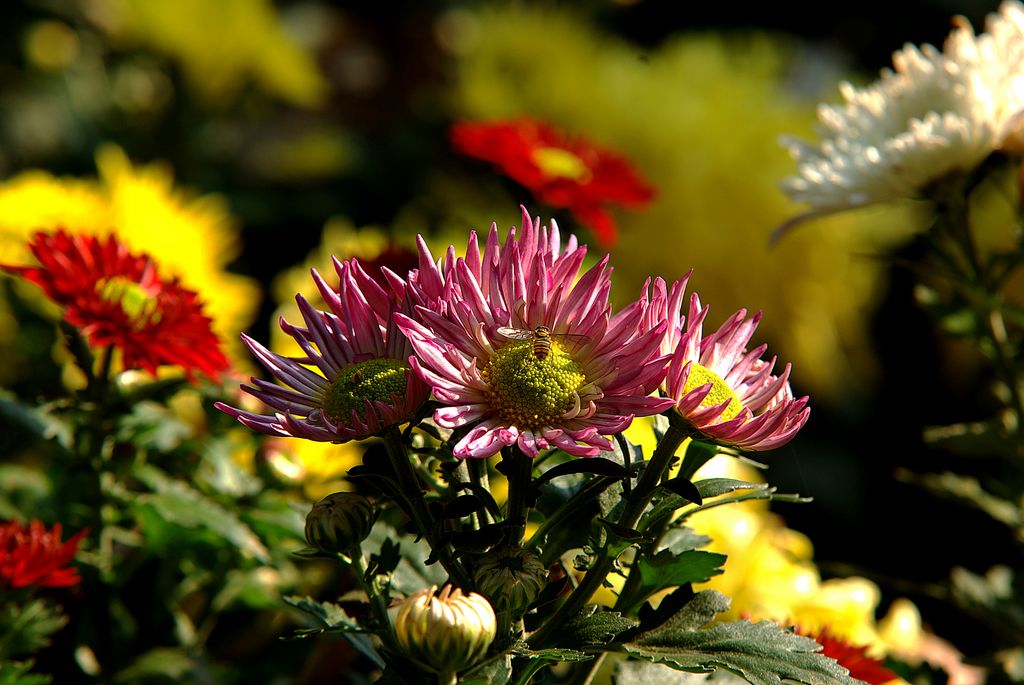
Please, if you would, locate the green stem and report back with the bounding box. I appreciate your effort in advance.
[984,307,1024,435]
[382,429,471,587]
[523,476,616,552]
[503,448,533,545]
[349,546,396,651]
[469,458,491,525]
[526,421,688,648]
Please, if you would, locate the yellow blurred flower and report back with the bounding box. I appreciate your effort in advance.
[264,437,362,502]
[0,144,260,370]
[449,5,923,399]
[617,417,921,658]
[88,0,327,107]
[688,457,917,656]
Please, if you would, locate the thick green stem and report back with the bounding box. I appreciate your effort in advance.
[526,421,688,648]
[503,448,533,545]
[469,458,491,525]
[382,429,470,587]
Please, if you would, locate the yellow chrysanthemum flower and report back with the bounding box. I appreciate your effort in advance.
[0,144,260,371]
[88,0,327,107]
[449,5,923,399]
[615,418,921,658]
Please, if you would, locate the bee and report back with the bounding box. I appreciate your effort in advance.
[496,325,588,361]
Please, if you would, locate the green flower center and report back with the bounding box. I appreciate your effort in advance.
[96,276,160,329]
[482,340,585,430]
[532,146,592,182]
[322,358,409,423]
[683,362,743,423]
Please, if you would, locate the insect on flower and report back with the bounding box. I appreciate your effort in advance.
[496,325,588,361]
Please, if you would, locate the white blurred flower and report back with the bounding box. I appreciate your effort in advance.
[780,1,1024,224]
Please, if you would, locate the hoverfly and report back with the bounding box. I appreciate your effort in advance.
[495,325,589,361]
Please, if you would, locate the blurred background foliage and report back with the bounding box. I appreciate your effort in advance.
[0,0,1018,681]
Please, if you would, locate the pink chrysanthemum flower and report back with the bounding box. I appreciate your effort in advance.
[652,278,810,451]
[395,208,675,459]
[216,258,430,442]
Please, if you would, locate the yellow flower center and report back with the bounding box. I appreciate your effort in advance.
[96,276,160,329]
[532,146,592,182]
[482,340,585,430]
[683,362,743,423]
[323,358,409,423]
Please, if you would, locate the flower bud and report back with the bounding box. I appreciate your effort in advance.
[394,584,496,674]
[304,492,377,553]
[473,547,547,616]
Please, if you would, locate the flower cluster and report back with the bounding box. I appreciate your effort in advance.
[451,119,655,248]
[1,230,229,382]
[781,1,1024,223]
[222,207,808,459]
[0,519,85,590]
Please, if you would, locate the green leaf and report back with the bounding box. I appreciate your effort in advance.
[622,590,857,685]
[615,659,694,685]
[117,401,193,452]
[282,596,353,630]
[950,565,1024,640]
[0,600,66,659]
[535,457,629,491]
[694,479,768,499]
[0,660,52,685]
[211,568,284,612]
[441,494,487,519]
[282,597,386,669]
[922,419,1021,459]
[363,523,447,594]
[0,392,72,452]
[660,527,712,555]
[677,439,719,480]
[896,469,1023,530]
[196,435,262,498]
[451,481,503,521]
[461,654,513,685]
[132,465,269,562]
[660,477,702,505]
[510,642,592,663]
[598,518,652,545]
[618,550,726,611]
[114,648,195,682]
[0,465,51,521]
[559,606,639,648]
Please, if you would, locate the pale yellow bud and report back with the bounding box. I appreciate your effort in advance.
[394,584,497,674]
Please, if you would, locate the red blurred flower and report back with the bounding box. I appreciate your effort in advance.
[450,119,655,248]
[2,230,230,382]
[804,627,898,684]
[0,520,86,590]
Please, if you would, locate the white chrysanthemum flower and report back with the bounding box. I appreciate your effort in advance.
[780,1,1024,224]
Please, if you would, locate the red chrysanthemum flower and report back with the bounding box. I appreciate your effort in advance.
[0,520,87,590]
[804,627,898,684]
[2,230,230,382]
[450,119,656,248]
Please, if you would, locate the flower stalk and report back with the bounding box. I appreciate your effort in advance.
[382,429,470,588]
[527,420,689,648]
